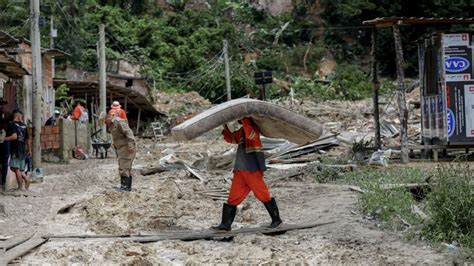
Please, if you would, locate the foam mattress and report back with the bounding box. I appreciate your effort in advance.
[171,98,323,144]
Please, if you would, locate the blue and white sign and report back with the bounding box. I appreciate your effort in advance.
[445,57,470,73]
[447,108,455,138]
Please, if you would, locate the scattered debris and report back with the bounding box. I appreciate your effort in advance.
[139,166,171,176]
[57,203,77,215]
[368,149,392,167]
[0,237,48,265]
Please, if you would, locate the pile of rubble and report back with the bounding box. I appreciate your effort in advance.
[153,91,211,124]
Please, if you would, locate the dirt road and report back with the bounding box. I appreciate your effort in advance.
[0,139,450,264]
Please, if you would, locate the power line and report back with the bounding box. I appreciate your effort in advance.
[0,18,30,47]
[164,49,224,77]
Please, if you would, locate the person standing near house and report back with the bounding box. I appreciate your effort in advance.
[69,100,88,124]
[45,110,62,126]
[100,112,136,192]
[211,117,282,231]
[4,110,31,190]
[108,101,128,123]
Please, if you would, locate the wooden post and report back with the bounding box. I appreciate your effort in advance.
[136,108,141,135]
[393,25,409,163]
[99,24,107,139]
[371,27,381,150]
[31,0,43,170]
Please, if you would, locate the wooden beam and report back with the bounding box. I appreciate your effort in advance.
[393,25,409,163]
[371,27,381,150]
[44,221,335,243]
[136,108,141,135]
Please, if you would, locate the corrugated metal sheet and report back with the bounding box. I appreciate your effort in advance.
[363,17,474,27]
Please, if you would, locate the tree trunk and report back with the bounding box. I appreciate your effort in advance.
[393,25,409,163]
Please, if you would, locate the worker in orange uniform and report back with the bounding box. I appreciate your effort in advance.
[69,100,88,123]
[108,101,128,123]
[212,117,282,231]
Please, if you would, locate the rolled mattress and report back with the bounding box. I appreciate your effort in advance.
[171,98,323,144]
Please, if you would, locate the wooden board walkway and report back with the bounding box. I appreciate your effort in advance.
[45,221,335,243]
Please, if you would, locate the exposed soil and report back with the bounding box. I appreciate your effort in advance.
[0,136,451,264]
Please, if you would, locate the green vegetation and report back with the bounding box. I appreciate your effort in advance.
[316,163,473,259]
[2,1,472,102]
[423,165,473,251]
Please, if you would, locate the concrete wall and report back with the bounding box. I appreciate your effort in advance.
[41,119,91,163]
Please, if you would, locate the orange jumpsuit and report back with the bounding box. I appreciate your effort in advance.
[108,108,128,123]
[223,118,271,206]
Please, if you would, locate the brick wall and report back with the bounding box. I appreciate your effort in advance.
[41,125,60,150]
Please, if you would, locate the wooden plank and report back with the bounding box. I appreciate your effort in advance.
[135,221,336,242]
[45,221,335,243]
[0,233,34,252]
[179,161,207,183]
[371,27,381,149]
[0,237,47,266]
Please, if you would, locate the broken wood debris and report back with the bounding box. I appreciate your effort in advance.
[44,221,335,243]
[139,166,171,176]
[178,161,208,183]
[271,162,357,183]
[0,233,48,266]
[194,188,228,201]
[0,233,34,253]
[270,134,339,161]
[57,203,77,214]
[0,237,47,266]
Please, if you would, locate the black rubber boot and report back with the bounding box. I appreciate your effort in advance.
[264,198,283,228]
[116,175,130,192]
[211,203,237,231]
[124,176,132,192]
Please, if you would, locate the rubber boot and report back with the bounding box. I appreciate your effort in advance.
[124,176,132,192]
[211,203,237,231]
[264,198,283,228]
[115,175,127,191]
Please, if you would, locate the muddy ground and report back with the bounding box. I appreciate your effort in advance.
[0,136,451,264]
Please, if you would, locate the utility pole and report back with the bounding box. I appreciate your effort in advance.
[223,39,231,101]
[31,0,43,171]
[99,24,107,139]
[50,15,56,78]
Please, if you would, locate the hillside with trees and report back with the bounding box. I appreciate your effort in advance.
[1,0,474,102]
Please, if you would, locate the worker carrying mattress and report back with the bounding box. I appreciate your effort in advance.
[171,98,323,145]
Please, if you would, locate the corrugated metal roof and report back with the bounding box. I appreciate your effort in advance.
[53,79,162,116]
[363,17,474,27]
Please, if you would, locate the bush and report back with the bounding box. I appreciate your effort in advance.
[328,63,372,101]
[359,181,422,230]
[422,165,474,249]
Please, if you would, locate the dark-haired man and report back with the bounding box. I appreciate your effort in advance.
[4,110,31,190]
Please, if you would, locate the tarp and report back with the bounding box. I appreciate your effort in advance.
[171,99,323,144]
